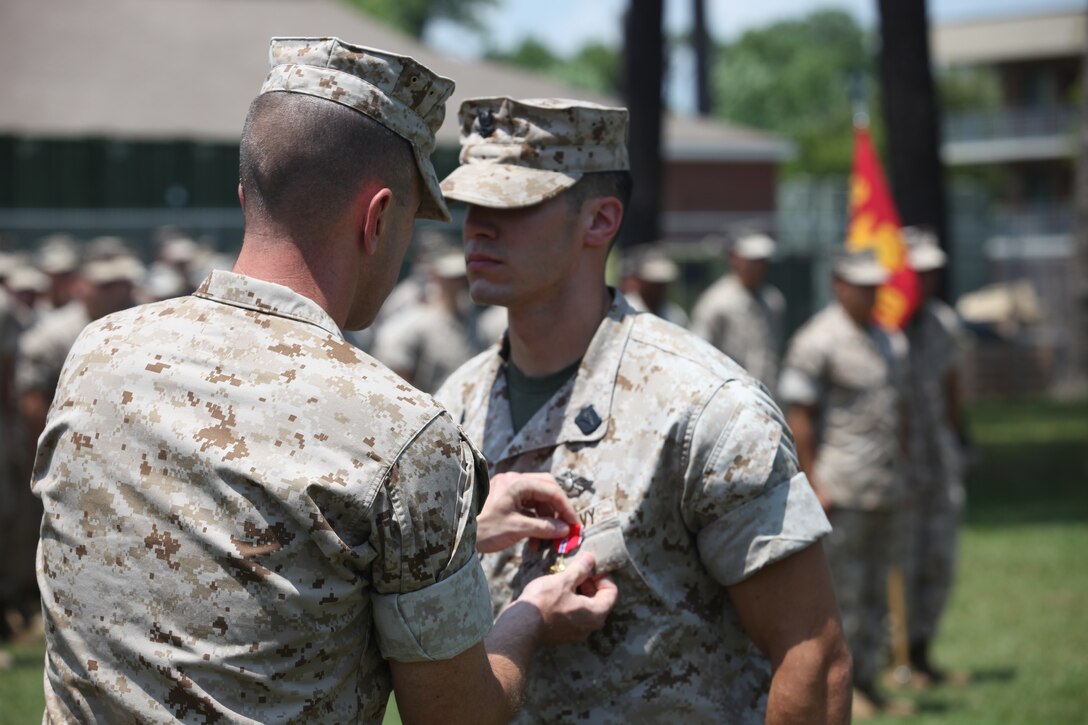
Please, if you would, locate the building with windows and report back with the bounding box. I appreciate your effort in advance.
[932,9,1085,396]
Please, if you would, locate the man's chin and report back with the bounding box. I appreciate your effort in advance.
[468,282,509,308]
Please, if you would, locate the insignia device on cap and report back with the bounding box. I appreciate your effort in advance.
[260,37,455,222]
[441,97,629,209]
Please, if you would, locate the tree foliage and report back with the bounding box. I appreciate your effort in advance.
[485,39,621,95]
[713,9,873,175]
[342,0,496,39]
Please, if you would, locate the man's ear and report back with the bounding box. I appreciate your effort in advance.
[583,196,624,249]
[361,188,394,256]
[237,182,245,211]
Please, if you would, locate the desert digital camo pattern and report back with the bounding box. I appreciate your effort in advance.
[778,302,909,688]
[15,300,90,396]
[778,302,909,509]
[904,299,965,642]
[440,97,629,209]
[691,274,786,390]
[262,37,455,222]
[33,270,492,724]
[437,292,830,723]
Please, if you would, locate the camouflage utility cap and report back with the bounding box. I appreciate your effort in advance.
[441,97,629,209]
[261,37,455,222]
[834,248,888,286]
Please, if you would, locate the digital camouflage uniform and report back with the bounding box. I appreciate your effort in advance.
[691,274,785,391]
[34,271,493,723]
[779,302,909,686]
[15,300,90,402]
[904,299,965,643]
[33,38,493,723]
[438,292,831,723]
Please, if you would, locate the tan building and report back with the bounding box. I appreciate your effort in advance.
[932,9,1086,396]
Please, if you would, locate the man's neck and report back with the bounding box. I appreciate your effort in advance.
[233,233,342,325]
[506,286,611,376]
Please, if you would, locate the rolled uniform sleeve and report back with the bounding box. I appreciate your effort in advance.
[369,413,493,662]
[683,380,831,586]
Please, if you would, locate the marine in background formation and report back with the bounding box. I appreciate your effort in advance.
[691,233,785,392]
[779,249,912,716]
[902,227,969,685]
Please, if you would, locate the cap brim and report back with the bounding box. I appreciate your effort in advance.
[909,248,947,272]
[839,268,889,286]
[413,146,452,223]
[441,163,581,209]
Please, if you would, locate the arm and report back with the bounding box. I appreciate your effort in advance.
[786,403,830,511]
[728,543,852,725]
[390,554,617,725]
[944,369,970,446]
[476,472,579,553]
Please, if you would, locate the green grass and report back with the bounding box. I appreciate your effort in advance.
[3,399,1086,724]
[870,398,1088,723]
[0,639,46,725]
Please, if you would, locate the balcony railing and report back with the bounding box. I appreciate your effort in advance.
[992,202,1074,237]
[943,106,1080,143]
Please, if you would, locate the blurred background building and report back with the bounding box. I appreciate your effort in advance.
[1,0,1084,398]
[0,0,789,253]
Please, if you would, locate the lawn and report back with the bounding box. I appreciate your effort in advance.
[3,399,1086,724]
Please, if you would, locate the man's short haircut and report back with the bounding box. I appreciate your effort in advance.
[239,92,416,236]
[563,170,633,246]
[564,171,633,212]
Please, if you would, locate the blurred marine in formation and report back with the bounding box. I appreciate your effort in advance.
[692,233,785,391]
[372,251,489,393]
[779,249,911,717]
[902,228,969,685]
[32,37,614,723]
[438,96,850,723]
[620,248,690,328]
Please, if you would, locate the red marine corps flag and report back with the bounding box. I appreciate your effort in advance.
[845,122,921,329]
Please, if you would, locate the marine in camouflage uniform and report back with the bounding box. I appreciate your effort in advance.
[34,38,613,724]
[437,96,851,723]
[372,254,488,394]
[691,233,785,391]
[779,250,910,710]
[902,232,967,681]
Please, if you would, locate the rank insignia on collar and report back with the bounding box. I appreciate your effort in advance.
[575,405,602,434]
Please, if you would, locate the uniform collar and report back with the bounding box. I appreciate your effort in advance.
[479,289,636,464]
[193,270,343,339]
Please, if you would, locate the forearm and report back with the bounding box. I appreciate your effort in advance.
[481,602,545,721]
[765,625,853,725]
[786,406,822,498]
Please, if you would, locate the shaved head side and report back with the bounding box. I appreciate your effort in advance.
[239,92,416,239]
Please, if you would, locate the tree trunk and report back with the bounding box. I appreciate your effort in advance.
[621,0,664,249]
[693,0,712,116]
[876,0,950,299]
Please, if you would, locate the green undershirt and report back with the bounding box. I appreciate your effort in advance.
[505,356,583,433]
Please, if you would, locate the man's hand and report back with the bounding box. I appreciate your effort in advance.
[505,552,618,646]
[476,472,579,553]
